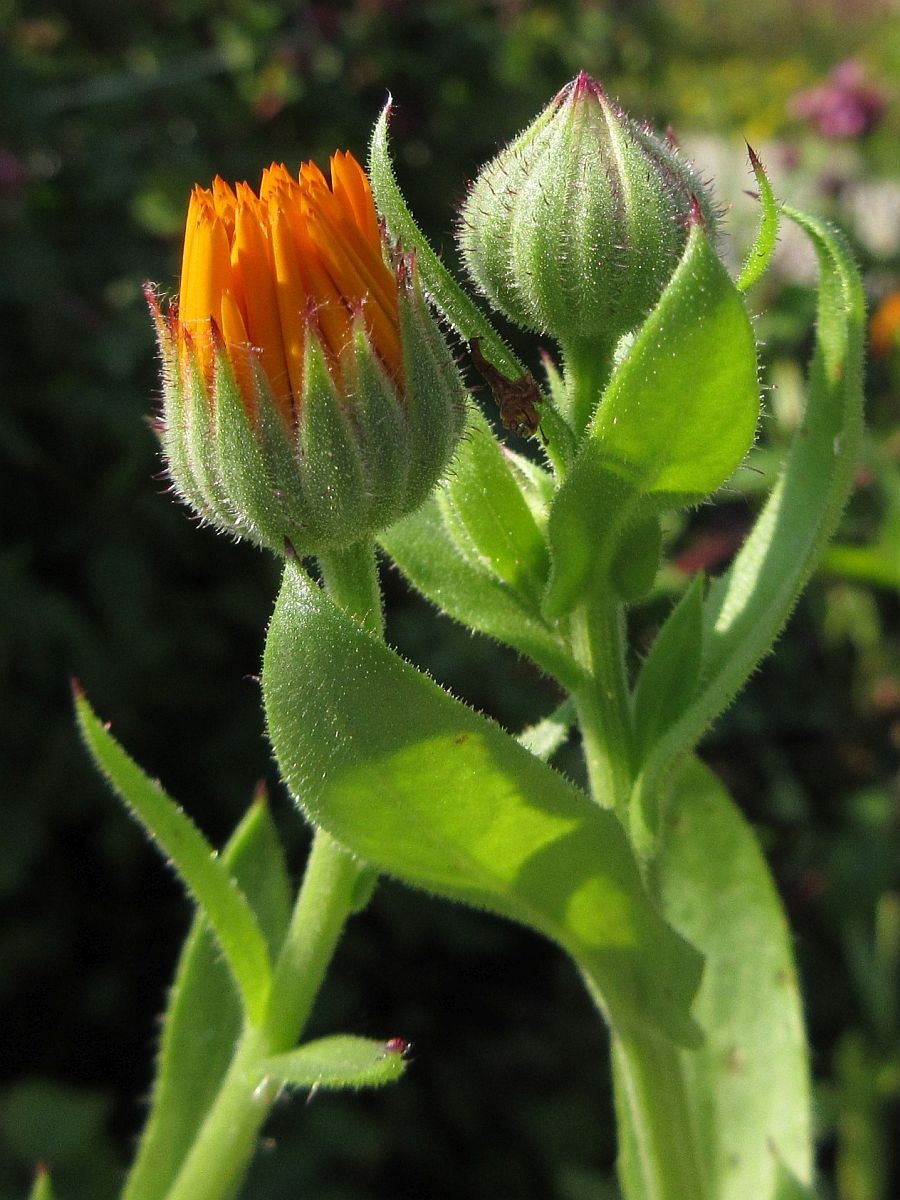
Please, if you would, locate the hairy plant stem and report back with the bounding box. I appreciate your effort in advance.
[569,600,633,816]
[318,540,385,638]
[562,337,615,436]
[568,595,707,1200]
[611,1030,711,1200]
[161,543,382,1200]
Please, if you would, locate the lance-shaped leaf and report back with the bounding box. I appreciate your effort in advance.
[634,209,866,830]
[442,407,551,602]
[614,759,813,1200]
[263,1035,408,1091]
[121,793,291,1200]
[544,220,759,617]
[263,562,703,1048]
[632,572,705,762]
[737,146,780,293]
[75,687,273,1026]
[369,100,521,380]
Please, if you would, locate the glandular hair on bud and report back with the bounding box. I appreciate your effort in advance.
[458,72,717,352]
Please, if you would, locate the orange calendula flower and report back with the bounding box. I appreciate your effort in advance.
[177,151,403,424]
[148,150,466,559]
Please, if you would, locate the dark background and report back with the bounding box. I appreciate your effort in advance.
[3,2,900,1197]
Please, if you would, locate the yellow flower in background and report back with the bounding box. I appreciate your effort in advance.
[177,151,403,424]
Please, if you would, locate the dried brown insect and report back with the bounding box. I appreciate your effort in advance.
[468,337,543,439]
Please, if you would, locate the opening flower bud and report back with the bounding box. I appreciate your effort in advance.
[458,72,717,354]
[149,151,466,557]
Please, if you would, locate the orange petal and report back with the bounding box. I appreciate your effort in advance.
[219,288,256,415]
[211,177,237,237]
[270,206,308,413]
[180,208,232,382]
[303,201,402,381]
[330,150,380,248]
[308,179,398,319]
[232,200,292,422]
[288,206,352,374]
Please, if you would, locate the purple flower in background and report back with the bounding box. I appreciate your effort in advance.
[791,60,886,138]
[0,149,26,194]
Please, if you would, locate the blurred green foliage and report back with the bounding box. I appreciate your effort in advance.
[3,1,900,1197]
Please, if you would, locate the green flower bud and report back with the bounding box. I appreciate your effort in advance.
[149,154,466,558]
[458,72,717,351]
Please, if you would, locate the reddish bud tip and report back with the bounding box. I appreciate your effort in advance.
[555,70,606,106]
[396,247,416,288]
[208,316,225,353]
[383,1037,412,1058]
[746,143,763,171]
[251,780,269,808]
[143,281,161,316]
[70,676,84,701]
[283,537,298,560]
[688,194,705,227]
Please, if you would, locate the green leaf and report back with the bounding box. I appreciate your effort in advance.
[442,407,550,602]
[584,222,759,496]
[608,513,662,602]
[543,466,636,619]
[28,1166,56,1200]
[122,793,292,1200]
[774,1164,818,1200]
[616,759,813,1200]
[632,572,705,762]
[368,101,521,380]
[263,562,703,1048]
[737,146,780,293]
[635,209,865,825]
[380,492,581,691]
[823,541,900,589]
[517,697,576,762]
[504,446,557,523]
[263,1035,408,1091]
[74,688,273,1026]
[544,222,759,617]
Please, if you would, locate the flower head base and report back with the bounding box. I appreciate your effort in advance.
[151,152,466,558]
[458,72,717,354]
